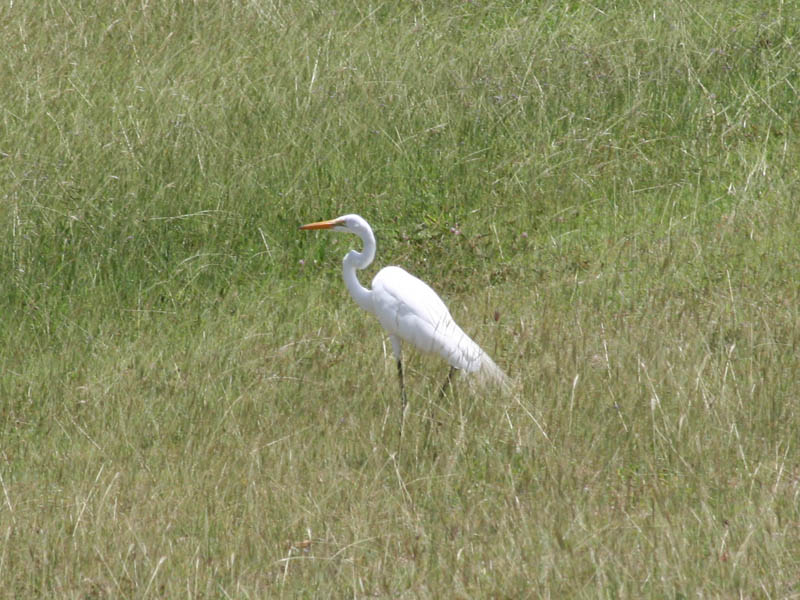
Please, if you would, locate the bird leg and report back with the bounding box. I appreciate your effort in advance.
[397,359,407,435]
[438,366,456,399]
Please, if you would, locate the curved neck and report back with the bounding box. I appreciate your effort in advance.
[342,226,376,313]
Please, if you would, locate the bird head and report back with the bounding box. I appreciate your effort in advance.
[299,214,370,236]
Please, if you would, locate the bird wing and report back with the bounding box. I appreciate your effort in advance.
[370,266,486,372]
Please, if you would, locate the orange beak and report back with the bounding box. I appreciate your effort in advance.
[299,218,342,231]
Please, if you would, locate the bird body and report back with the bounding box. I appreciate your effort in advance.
[300,214,508,415]
[370,265,502,380]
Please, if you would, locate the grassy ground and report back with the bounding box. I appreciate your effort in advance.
[2,1,799,597]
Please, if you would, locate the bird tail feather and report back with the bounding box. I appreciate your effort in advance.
[475,352,512,392]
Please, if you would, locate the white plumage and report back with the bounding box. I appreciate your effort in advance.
[300,214,508,418]
[370,266,504,380]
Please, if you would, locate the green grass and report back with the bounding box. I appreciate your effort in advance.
[2,0,799,597]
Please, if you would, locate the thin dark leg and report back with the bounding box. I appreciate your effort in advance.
[397,359,407,435]
[438,366,456,398]
[423,366,456,447]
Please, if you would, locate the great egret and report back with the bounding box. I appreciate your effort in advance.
[300,214,508,422]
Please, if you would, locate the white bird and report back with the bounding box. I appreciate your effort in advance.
[300,214,508,423]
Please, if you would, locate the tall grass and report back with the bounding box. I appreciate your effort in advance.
[1,1,799,596]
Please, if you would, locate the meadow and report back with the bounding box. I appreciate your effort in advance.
[1,1,799,597]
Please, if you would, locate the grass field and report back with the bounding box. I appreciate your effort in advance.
[2,1,799,597]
